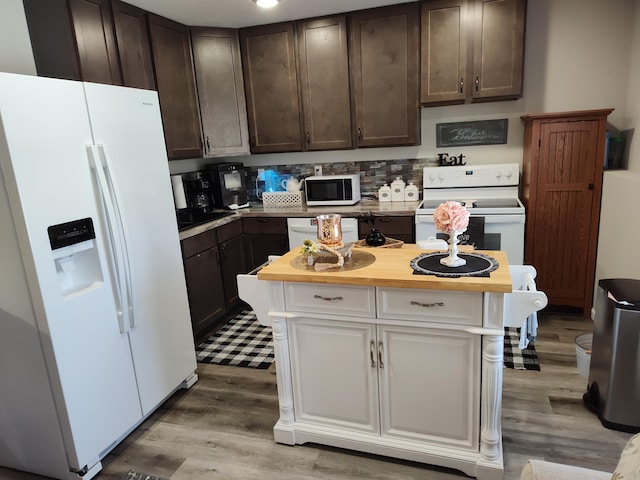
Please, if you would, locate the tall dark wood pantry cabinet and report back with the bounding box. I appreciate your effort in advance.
[521,109,613,317]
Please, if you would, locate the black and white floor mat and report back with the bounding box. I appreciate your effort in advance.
[504,327,541,371]
[196,310,274,369]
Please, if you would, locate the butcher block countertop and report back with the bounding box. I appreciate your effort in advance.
[257,246,512,293]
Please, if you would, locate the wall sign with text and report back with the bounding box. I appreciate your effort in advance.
[436,119,508,147]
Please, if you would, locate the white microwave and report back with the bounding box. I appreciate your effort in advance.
[304,174,361,206]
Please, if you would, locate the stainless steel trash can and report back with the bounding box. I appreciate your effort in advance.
[583,279,640,433]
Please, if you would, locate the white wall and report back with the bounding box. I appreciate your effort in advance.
[0,0,36,75]
[594,2,640,306]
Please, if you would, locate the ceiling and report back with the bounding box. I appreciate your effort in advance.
[125,0,412,28]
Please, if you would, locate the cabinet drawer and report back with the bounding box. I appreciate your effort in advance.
[181,229,218,258]
[217,218,243,243]
[377,288,482,326]
[243,217,287,234]
[285,283,375,318]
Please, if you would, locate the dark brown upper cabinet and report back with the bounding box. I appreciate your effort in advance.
[111,0,155,90]
[68,0,122,85]
[240,23,303,154]
[349,3,421,147]
[296,15,352,151]
[23,0,122,85]
[148,14,203,160]
[421,0,526,106]
[191,27,250,157]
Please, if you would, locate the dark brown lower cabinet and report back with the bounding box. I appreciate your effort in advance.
[358,215,415,244]
[243,217,289,270]
[183,245,226,343]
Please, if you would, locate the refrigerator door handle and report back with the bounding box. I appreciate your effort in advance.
[87,145,131,333]
[96,144,136,330]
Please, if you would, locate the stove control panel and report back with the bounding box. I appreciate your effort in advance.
[423,163,520,188]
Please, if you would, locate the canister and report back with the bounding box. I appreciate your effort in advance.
[404,181,419,201]
[378,184,391,202]
[390,177,406,202]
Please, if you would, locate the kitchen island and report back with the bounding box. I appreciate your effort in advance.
[239,246,512,480]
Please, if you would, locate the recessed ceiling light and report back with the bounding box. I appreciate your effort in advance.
[254,0,279,8]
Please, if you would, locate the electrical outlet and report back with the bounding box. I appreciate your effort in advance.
[314,165,322,176]
[257,168,265,180]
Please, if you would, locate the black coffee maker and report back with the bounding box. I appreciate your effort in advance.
[181,170,215,212]
[206,162,248,209]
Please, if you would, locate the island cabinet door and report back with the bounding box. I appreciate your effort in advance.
[377,325,481,451]
[288,318,380,434]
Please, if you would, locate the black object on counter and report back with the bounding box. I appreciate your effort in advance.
[366,228,386,246]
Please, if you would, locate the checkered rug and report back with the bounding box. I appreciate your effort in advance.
[504,327,541,371]
[196,310,274,369]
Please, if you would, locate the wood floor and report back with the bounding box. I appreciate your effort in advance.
[1,311,633,480]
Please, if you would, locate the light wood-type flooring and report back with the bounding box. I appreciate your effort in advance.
[1,311,634,480]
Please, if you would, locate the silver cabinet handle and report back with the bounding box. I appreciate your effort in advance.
[474,76,479,95]
[369,339,376,367]
[410,301,444,308]
[459,77,464,96]
[313,294,343,301]
[378,340,384,369]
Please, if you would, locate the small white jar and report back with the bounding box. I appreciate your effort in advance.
[390,176,406,202]
[378,183,391,202]
[404,181,419,201]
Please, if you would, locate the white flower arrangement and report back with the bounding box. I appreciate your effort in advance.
[300,239,319,254]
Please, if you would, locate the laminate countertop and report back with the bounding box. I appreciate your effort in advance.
[178,199,420,241]
[257,246,512,293]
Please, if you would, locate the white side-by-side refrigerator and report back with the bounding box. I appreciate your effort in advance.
[0,73,197,480]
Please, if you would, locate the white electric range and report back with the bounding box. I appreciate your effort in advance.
[415,163,525,264]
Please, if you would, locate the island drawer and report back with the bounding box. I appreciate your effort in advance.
[377,288,482,326]
[284,283,375,318]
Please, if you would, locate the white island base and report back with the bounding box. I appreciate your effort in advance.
[238,248,539,480]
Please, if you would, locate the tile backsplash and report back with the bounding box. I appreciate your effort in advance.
[246,159,429,202]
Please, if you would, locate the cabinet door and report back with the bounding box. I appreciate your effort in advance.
[296,16,352,151]
[68,0,122,85]
[471,0,525,100]
[377,325,480,450]
[243,217,289,269]
[23,0,82,81]
[111,0,155,90]
[219,234,250,311]
[240,23,303,153]
[525,116,606,312]
[420,0,469,105]
[289,318,380,434]
[349,4,420,147]
[191,27,250,157]
[148,14,202,160]
[358,215,415,244]
[183,247,226,342]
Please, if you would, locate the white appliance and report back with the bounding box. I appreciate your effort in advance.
[0,73,197,480]
[415,163,525,264]
[304,174,361,206]
[287,217,359,248]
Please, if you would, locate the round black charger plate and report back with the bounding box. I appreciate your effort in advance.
[410,252,499,278]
